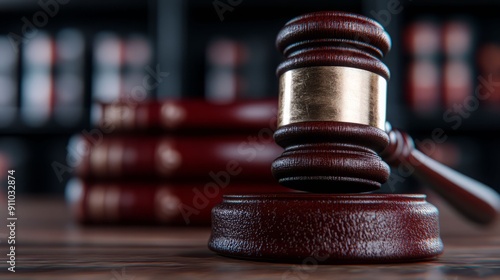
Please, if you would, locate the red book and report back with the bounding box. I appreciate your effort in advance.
[72,135,282,181]
[66,179,289,225]
[406,60,440,114]
[477,43,500,107]
[442,60,472,109]
[404,20,440,56]
[93,99,278,133]
[205,38,248,101]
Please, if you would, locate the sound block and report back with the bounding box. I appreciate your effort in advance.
[208,193,443,263]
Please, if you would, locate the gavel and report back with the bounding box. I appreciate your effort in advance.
[209,11,500,263]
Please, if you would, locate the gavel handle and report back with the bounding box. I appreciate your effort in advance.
[383,128,500,225]
[408,149,500,225]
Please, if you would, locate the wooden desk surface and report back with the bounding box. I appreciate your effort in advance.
[0,196,499,280]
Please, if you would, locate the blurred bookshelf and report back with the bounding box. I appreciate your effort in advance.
[0,0,150,194]
[0,0,498,194]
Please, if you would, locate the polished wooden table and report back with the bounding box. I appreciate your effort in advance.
[1,195,499,279]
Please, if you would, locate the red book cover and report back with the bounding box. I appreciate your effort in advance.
[404,20,440,56]
[71,134,282,181]
[477,43,500,107]
[93,99,278,133]
[66,179,289,225]
[442,60,472,109]
[406,60,440,114]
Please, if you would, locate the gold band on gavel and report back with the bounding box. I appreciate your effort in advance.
[278,66,387,130]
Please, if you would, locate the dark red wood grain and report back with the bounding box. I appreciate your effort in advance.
[276,11,391,78]
[209,193,443,263]
[210,11,444,264]
[272,11,392,193]
[382,127,500,225]
[272,121,390,193]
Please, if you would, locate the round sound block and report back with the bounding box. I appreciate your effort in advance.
[208,193,443,263]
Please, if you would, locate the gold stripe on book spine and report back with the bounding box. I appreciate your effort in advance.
[161,103,186,129]
[155,141,182,175]
[278,66,387,130]
[90,142,108,177]
[104,104,136,129]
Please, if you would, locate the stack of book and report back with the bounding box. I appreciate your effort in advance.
[65,99,288,226]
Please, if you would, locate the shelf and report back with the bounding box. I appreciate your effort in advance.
[405,108,500,133]
[0,118,88,136]
[0,0,147,11]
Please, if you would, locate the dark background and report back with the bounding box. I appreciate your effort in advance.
[0,0,499,195]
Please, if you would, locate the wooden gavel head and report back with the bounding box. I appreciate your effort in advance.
[271,11,500,224]
[272,11,392,193]
[209,11,499,264]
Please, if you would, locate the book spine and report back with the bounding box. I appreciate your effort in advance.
[477,43,500,106]
[205,38,247,102]
[96,99,278,132]
[404,19,441,114]
[54,29,85,126]
[21,32,55,126]
[0,36,18,126]
[91,32,124,103]
[442,20,474,110]
[73,135,281,181]
[66,179,288,225]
